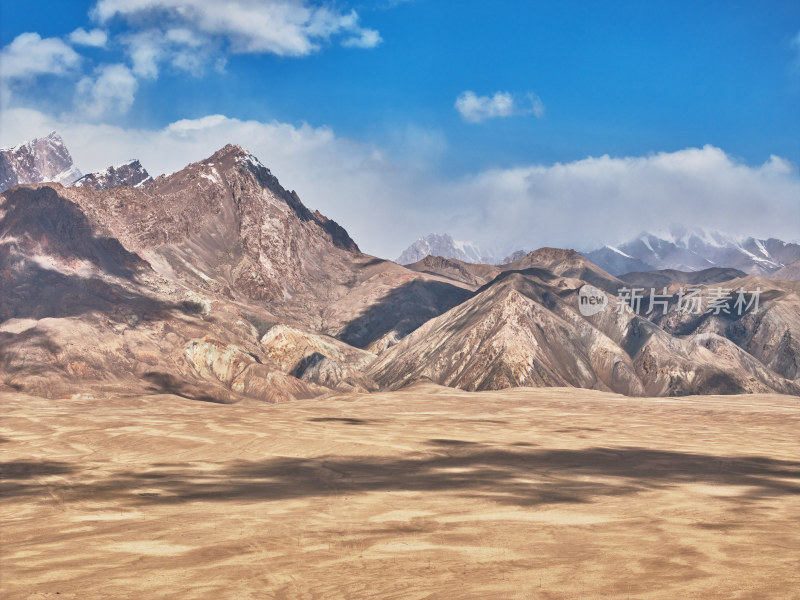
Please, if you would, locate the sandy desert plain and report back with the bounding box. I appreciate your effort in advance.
[1,383,799,599]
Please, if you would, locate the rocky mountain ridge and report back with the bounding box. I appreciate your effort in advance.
[1,132,160,194]
[2,135,798,400]
[73,159,152,190]
[0,141,473,402]
[370,253,800,396]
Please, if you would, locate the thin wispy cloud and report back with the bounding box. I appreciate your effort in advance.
[455,91,545,123]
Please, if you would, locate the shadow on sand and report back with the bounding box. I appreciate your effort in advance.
[3,443,798,508]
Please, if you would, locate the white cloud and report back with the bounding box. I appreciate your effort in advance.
[0,33,82,79]
[124,31,163,78]
[1,2,384,116]
[444,147,800,251]
[456,91,513,122]
[455,90,545,123]
[792,31,800,66]
[2,108,798,259]
[75,63,139,118]
[68,27,109,48]
[123,29,210,78]
[91,0,381,66]
[342,28,382,49]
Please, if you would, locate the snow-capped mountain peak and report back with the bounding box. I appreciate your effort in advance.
[0,131,82,193]
[396,233,494,265]
[73,159,152,190]
[585,226,800,276]
[645,225,745,250]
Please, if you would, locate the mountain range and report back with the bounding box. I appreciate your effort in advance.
[395,227,800,276]
[584,226,800,276]
[397,233,526,266]
[1,133,799,400]
[1,132,153,194]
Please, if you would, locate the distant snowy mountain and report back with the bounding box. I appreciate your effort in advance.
[74,159,152,190]
[584,226,800,276]
[396,233,495,265]
[1,133,153,194]
[581,245,655,276]
[0,132,82,193]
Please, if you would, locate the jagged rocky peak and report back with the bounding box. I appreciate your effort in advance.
[177,143,273,183]
[0,131,82,193]
[73,159,152,190]
[151,143,296,200]
[204,144,360,253]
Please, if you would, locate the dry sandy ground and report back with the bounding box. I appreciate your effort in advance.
[1,384,799,599]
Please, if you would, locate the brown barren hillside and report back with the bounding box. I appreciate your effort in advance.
[1,143,798,399]
[0,145,470,401]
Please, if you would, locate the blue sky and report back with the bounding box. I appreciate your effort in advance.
[1,1,799,257]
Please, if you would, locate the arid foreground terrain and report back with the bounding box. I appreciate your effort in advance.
[2,384,798,599]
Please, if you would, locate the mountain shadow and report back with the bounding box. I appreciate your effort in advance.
[338,279,472,348]
[1,185,149,279]
[0,263,201,324]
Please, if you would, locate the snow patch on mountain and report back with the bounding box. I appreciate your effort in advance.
[605,245,633,259]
